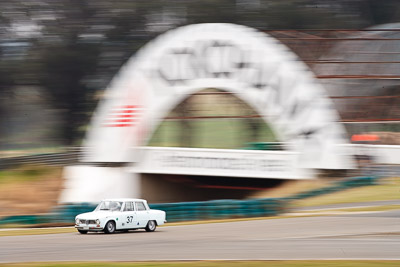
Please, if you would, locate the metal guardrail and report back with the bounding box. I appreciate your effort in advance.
[150,198,286,222]
[0,198,286,225]
[0,148,81,169]
[0,176,380,226]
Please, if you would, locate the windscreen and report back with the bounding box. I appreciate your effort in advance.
[95,201,123,212]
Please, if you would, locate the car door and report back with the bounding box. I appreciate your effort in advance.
[122,201,136,229]
[135,201,150,227]
[111,201,124,230]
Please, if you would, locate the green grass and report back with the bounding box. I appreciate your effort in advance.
[293,177,400,207]
[147,88,280,149]
[1,261,400,267]
[0,165,59,184]
[0,227,76,237]
[294,205,400,214]
[148,118,277,149]
[327,204,400,213]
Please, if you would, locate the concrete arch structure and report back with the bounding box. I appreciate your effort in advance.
[60,24,354,203]
[84,23,352,169]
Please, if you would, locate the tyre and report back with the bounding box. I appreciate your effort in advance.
[78,230,88,234]
[104,221,116,234]
[145,220,156,232]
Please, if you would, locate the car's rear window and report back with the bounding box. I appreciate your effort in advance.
[136,201,147,211]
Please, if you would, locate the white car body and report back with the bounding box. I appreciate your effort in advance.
[74,198,166,234]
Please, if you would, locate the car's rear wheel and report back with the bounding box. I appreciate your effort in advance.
[145,220,156,232]
[104,221,116,234]
[78,230,88,234]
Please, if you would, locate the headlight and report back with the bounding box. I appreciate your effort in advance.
[95,219,100,225]
[75,218,80,225]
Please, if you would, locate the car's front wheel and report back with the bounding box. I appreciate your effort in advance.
[78,230,88,234]
[104,221,116,234]
[145,220,156,232]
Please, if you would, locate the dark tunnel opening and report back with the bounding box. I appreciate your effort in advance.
[140,173,285,203]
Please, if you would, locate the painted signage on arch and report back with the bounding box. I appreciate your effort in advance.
[134,147,313,179]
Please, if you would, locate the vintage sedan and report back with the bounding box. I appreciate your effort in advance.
[75,198,166,234]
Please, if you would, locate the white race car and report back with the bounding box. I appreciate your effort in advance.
[75,198,166,234]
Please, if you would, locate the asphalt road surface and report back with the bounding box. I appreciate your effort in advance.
[1,210,400,263]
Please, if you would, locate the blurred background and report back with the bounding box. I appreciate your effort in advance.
[1,0,400,152]
[0,0,400,222]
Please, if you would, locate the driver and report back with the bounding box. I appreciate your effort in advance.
[110,202,121,211]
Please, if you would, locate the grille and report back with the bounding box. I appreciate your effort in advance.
[79,219,96,224]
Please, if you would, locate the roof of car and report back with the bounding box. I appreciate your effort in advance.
[102,198,147,202]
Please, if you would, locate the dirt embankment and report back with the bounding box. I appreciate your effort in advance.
[0,166,63,218]
[249,179,332,199]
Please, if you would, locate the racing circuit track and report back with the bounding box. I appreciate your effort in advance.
[1,210,400,263]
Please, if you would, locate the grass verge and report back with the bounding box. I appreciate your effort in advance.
[294,205,400,214]
[0,165,59,184]
[293,177,400,208]
[0,227,75,237]
[0,165,63,218]
[1,261,400,267]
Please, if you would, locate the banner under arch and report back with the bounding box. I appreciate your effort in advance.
[84,23,354,170]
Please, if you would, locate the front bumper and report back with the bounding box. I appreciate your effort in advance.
[75,224,103,231]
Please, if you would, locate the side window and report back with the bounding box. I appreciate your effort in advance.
[124,202,134,211]
[136,202,147,211]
